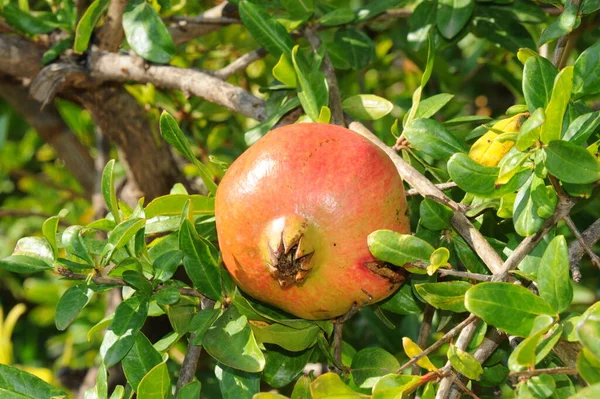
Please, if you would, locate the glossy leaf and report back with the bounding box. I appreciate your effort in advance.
[263,347,314,389]
[368,230,435,267]
[145,194,214,218]
[310,372,366,398]
[578,348,600,385]
[545,140,600,184]
[342,95,393,121]
[334,28,374,69]
[537,236,573,313]
[153,250,183,282]
[319,8,355,26]
[159,112,217,195]
[402,337,437,371]
[538,5,579,45]
[272,54,296,88]
[0,255,53,274]
[465,282,556,337]
[101,160,120,223]
[351,347,400,388]
[2,4,58,35]
[419,199,453,231]
[189,308,221,346]
[239,0,294,58]
[408,0,436,50]
[55,284,93,330]
[407,93,454,122]
[437,0,474,39]
[577,306,600,361]
[355,0,404,22]
[42,216,60,259]
[178,381,201,399]
[250,322,319,352]
[522,56,558,112]
[122,0,174,63]
[179,219,221,300]
[448,344,483,380]
[122,333,162,391]
[215,364,260,399]
[281,0,314,15]
[563,111,600,145]
[513,175,545,237]
[291,45,328,122]
[415,281,471,313]
[137,361,170,399]
[472,7,536,53]
[380,283,424,315]
[203,305,265,372]
[516,107,545,151]
[372,374,422,399]
[74,0,109,52]
[527,374,556,399]
[0,364,67,398]
[540,66,573,143]
[404,118,466,161]
[573,41,600,99]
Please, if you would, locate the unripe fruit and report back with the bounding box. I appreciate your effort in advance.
[215,123,410,320]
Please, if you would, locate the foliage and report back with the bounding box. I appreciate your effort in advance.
[0,0,600,398]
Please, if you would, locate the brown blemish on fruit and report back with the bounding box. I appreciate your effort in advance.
[363,261,405,284]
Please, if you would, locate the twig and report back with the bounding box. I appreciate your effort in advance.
[168,2,238,45]
[552,0,582,68]
[332,322,344,370]
[88,51,266,121]
[564,215,600,273]
[437,269,493,282]
[175,297,215,394]
[509,367,578,378]
[397,314,478,373]
[406,182,457,196]
[97,0,128,51]
[0,210,70,226]
[214,48,268,80]
[412,305,435,376]
[569,218,600,275]
[348,122,504,275]
[304,26,345,126]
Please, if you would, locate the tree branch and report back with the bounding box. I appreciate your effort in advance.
[97,0,128,51]
[168,2,239,45]
[569,218,600,274]
[564,215,600,274]
[349,122,504,275]
[214,48,268,80]
[406,182,457,196]
[88,51,266,121]
[0,35,45,78]
[509,367,578,378]
[552,0,582,67]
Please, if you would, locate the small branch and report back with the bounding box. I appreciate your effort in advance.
[569,218,600,276]
[304,26,345,126]
[333,322,344,369]
[406,182,457,196]
[168,2,239,45]
[214,48,268,80]
[509,367,578,378]
[551,0,582,68]
[397,314,478,373]
[97,0,128,52]
[88,51,266,121]
[348,122,504,275]
[564,215,600,275]
[437,269,493,282]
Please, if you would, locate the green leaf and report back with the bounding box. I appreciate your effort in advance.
[408,0,436,50]
[310,372,366,398]
[153,250,183,282]
[101,160,120,223]
[540,66,573,143]
[333,28,374,69]
[419,199,453,230]
[203,305,265,372]
[405,36,434,126]
[179,219,221,300]
[447,153,530,198]
[42,216,60,259]
[272,54,296,88]
[342,95,393,121]
[137,361,170,399]
[145,194,214,218]
[318,8,355,26]
[522,56,558,113]
[472,7,536,53]
[250,322,319,352]
[578,348,600,385]
[465,282,556,337]
[537,236,573,313]
[530,177,557,218]
[577,305,600,361]
[239,0,295,58]
[538,5,579,45]
[291,375,312,399]
[380,283,424,315]
[0,364,68,398]
[582,0,600,14]
[122,333,162,391]
[573,41,600,99]
[535,324,563,364]
[563,111,600,145]
[569,383,600,399]
[350,348,400,389]
[0,255,53,274]
[55,284,93,330]
[216,364,260,399]
[452,234,488,275]
[437,0,474,39]
[544,140,600,184]
[122,0,174,63]
[415,281,471,313]
[42,36,74,65]
[404,118,466,161]
[189,308,221,346]
[2,4,58,35]
[368,230,435,266]
[291,45,328,122]
[371,374,422,399]
[179,381,201,399]
[74,0,109,52]
[159,111,217,195]
[100,295,149,367]
[244,97,301,145]
[507,317,552,372]
[103,218,145,264]
[407,93,454,122]
[513,175,545,237]
[527,374,556,399]
[263,347,314,389]
[281,0,314,15]
[355,0,405,22]
[13,236,54,265]
[516,108,545,151]
[447,344,483,380]
[155,287,180,306]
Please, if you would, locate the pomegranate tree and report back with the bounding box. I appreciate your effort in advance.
[215,123,410,320]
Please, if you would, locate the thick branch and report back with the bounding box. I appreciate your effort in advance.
[0,81,96,195]
[0,35,44,78]
[89,52,266,121]
[97,0,128,51]
[349,122,504,275]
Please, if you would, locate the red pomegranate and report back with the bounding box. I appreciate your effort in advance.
[215,123,410,320]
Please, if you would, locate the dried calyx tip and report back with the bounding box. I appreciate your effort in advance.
[267,234,314,287]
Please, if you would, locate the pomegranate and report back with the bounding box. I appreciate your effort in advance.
[215,123,410,320]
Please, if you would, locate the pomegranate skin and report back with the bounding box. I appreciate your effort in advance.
[215,123,410,320]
